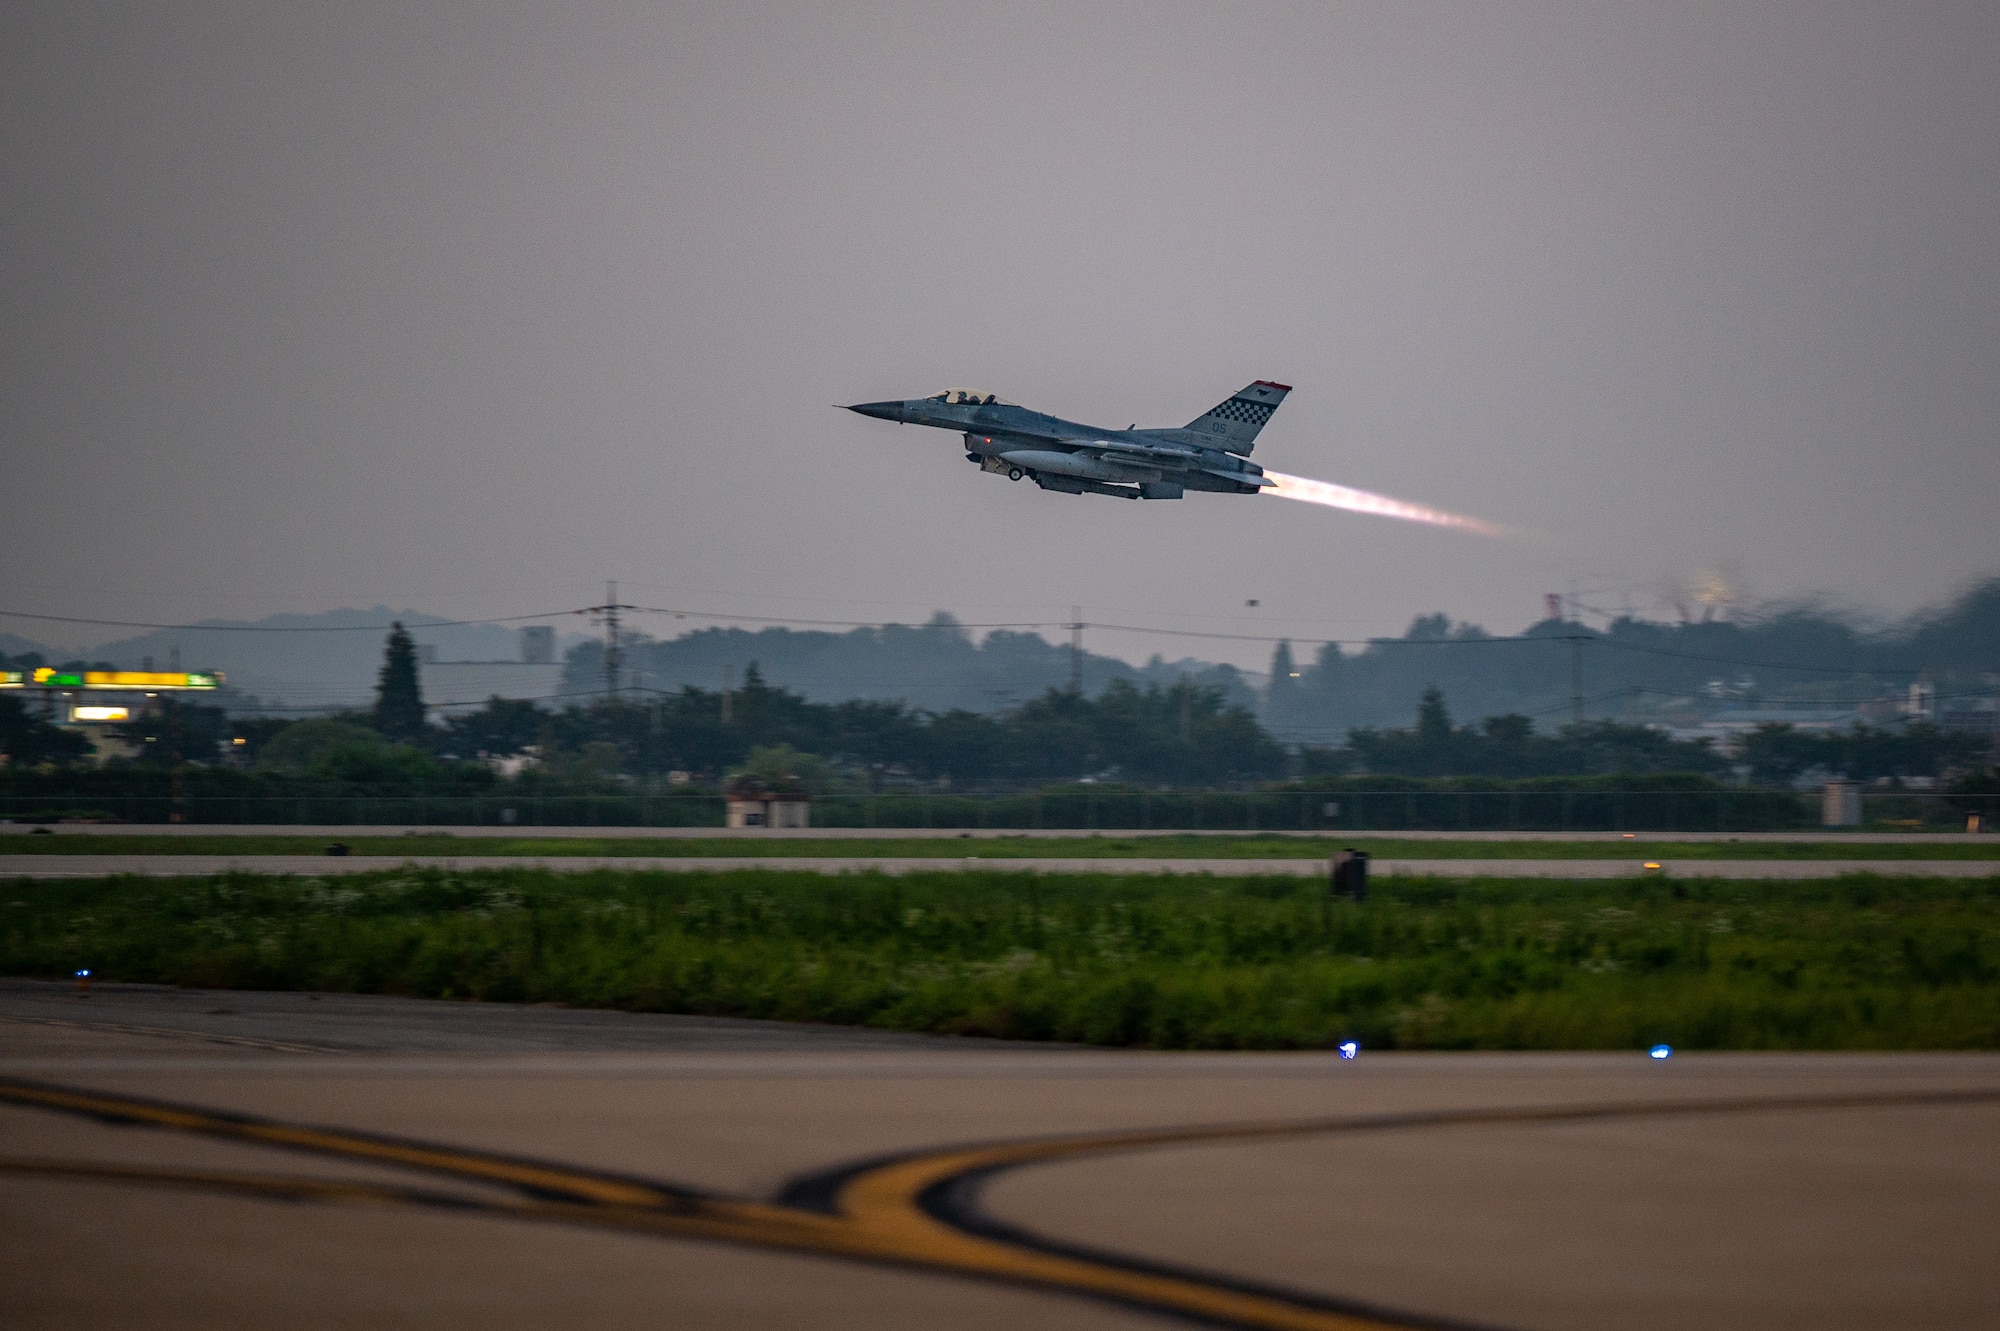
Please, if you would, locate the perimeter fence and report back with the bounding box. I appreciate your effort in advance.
[5,786,1965,833]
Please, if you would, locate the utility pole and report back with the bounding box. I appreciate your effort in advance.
[721,664,733,724]
[605,580,621,699]
[1570,634,1584,728]
[1068,605,1083,695]
[585,581,633,700]
[167,696,185,824]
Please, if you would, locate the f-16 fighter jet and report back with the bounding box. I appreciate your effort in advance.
[843,382,1291,500]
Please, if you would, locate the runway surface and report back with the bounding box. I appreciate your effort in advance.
[2,980,1996,1330]
[4,852,1995,879]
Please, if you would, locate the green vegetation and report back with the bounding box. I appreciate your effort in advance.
[1327,685,1732,778]
[1737,720,1992,786]
[4,607,1992,830]
[8,868,1998,1050]
[371,622,426,742]
[5,833,2000,859]
[477,667,1288,786]
[0,695,91,767]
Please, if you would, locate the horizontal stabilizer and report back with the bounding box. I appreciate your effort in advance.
[1198,467,1275,492]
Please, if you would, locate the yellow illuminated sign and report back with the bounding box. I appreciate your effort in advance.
[70,706,131,722]
[86,670,221,690]
[12,669,222,690]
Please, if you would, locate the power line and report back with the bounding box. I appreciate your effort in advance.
[0,608,583,633]
[0,601,1948,679]
[1582,637,1916,676]
[620,606,1053,631]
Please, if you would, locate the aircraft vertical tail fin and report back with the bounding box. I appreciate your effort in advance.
[1185,381,1291,454]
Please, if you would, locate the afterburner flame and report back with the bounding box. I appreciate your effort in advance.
[1262,469,1504,536]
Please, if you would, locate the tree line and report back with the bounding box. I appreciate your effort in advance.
[4,617,1991,794]
[1262,577,2000,736]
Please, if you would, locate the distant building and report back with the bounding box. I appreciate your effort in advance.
[423,662,565,715]
[1933,677,1998,738]
[520,626,556,665]
[59,707,141,765]
[1695,708,1860,744]
[1940,694,1999,736]
[725,786,811,829]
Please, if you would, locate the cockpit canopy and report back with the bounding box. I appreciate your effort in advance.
[927,388,1009,406]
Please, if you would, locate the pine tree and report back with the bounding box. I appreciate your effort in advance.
[1416,684,1453,746]
[373,622,426,741]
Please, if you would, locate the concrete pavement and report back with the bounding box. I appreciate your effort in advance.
[2,981,1995,1330]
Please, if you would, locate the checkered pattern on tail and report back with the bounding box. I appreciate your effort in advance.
[1187,380,1290,454]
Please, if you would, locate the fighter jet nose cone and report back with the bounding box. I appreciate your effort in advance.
[846,401,905,421]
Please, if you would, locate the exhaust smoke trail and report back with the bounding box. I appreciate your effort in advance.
[1262,469,1505,536]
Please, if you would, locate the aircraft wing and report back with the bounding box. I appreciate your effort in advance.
[1057,437,1276,488]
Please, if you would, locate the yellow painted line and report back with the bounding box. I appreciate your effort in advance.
[816,1089,2000,1330]
[7,1077,2000,1331]
[0,1148,1390,1330]
[0,1081,677,1208]
[0,1076,1435,1327]
[833,1151,1397,1329]
[0,1156,482,1209]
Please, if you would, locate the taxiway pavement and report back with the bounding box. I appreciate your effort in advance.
[1,980,1995,1331]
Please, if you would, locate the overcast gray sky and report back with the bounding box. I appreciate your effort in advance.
[4,2,1996,669]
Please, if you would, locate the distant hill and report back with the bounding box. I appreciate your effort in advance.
[6,576,1991,733]
[1263,576,2000,743]
[0,608,1246,716]
[562,615,1254,715]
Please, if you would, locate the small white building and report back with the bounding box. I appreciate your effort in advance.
[1822,779,1863,827]
[725,787,811,829]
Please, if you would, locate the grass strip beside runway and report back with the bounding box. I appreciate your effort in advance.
[6,832,2000,859]
[5,866,1998,1050]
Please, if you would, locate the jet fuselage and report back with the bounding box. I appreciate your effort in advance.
[844,382,1291,500]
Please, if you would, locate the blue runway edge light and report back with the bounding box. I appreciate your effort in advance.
[75,969,89,978]
[1648,1044,1672,1059]
[1338,1042,1359,1060]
